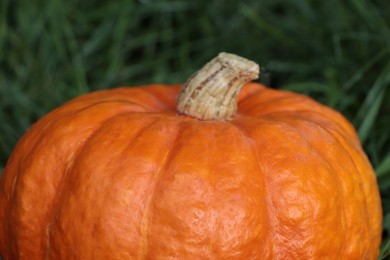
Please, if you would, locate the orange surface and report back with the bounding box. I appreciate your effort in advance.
[0,83,382,259]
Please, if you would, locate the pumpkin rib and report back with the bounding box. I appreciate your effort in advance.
[288,113,380,255]
[144,121,220,258]
[6,122,71,255]
[138,120,183,259]
[326,131,383,252]
[2,106,82,257]
[280,112,372,206]
[270,112,374,255]
[7,102,149,258]
[42,116,125,255]
[300,117,375,256]
[236,116,347,258]
[46,113,161,258]
[227,121,275,258]
[143,120,274,258]
[265,116,348,257]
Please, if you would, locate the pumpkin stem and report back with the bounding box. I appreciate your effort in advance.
[176,52,260,120]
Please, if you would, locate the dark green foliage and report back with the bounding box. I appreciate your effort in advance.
[1,0,389,256]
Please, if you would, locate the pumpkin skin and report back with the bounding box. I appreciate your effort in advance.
[0,83,382,259]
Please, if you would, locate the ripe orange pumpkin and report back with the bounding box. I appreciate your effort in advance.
[0,53,382,259]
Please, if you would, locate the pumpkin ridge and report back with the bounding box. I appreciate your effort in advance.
[138,120,183,260]
[6,119,64,257]
[266,116,347,257]
[280,114,376,255]
[270,115,374,256]
[4,102,143,258]
[229,121,275,258]
[43,113,157,257]
[41,120,110,257]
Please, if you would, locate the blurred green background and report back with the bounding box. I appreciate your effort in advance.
[1,0,390,257]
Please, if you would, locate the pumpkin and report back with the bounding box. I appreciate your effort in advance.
[0,53,382,259]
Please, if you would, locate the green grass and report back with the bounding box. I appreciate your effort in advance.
[1,0,390,257]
